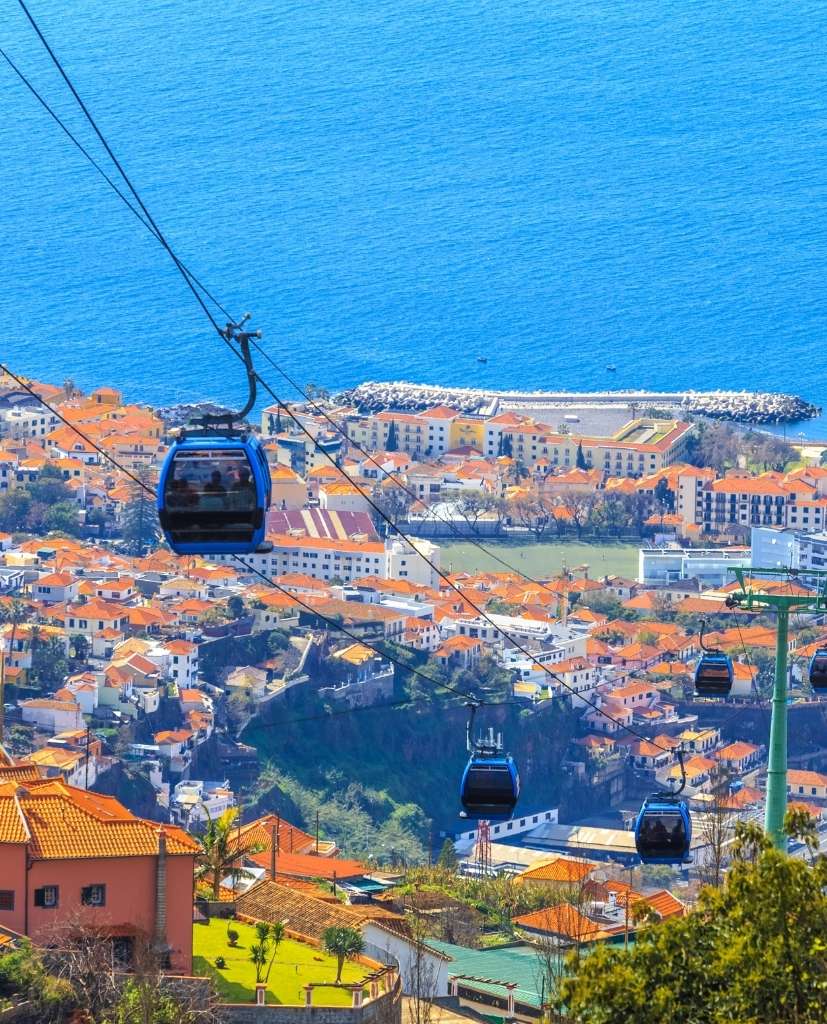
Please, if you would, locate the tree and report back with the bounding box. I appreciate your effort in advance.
[436,838,458,871]
[29,634,68,690]
[454,492,494,534]
[121,469,160,556]
[696,772,737,889]
[197,807,262,899]
[0,489,32,532]
[322,926,365,984]
[575,442,587,470]
[386,421,398,452]
[44,501,82,536]
[565,493,597,540]
[249,920,286,985]
[560,818,827,1024]
[513,497,551,540]
[68,633,90,664]
[227,595,245,621]
[405,914,440,1024]
[653,477,674,515]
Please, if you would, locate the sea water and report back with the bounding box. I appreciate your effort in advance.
[2,1,827,432]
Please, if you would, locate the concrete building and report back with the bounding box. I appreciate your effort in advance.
[638,545,751,586]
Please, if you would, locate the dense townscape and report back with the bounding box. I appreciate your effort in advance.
[0,371,827,1021]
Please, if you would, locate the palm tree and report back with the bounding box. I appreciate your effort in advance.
[196,807,262,899]
[322,926,365,984]
[249,920,287,985]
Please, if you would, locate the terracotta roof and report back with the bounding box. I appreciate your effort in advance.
[248,849,366,881]
[0,779,199,859]
[236,879,398,940]
[715,741,759,761]
[513,903,608,941]
[788,770,827,788]
[517,857,595,884]
[637,889,685,920]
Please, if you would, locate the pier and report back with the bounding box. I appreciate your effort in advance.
[335,382,820,426]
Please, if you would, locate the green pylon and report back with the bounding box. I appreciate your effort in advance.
[726,568,827,850]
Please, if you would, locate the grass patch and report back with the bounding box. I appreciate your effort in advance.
[440,539,640,579]
[193,918,366,1005]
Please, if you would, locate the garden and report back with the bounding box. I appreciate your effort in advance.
[192,918,368,1005]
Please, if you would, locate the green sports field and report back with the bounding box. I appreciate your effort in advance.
[440,539,640,580]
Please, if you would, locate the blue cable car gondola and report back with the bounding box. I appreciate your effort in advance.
[694,620,733,697]
[634,749,692,865]
[809,648,827,693]
[157,317,273,556]
[459,703,520,820]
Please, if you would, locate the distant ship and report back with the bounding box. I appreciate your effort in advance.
[477,356,488,364]
[606,364,617,372]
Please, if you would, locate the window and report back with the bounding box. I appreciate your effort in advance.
[0,891,14,911]
[81,884,106,907]
[34,886,59,908]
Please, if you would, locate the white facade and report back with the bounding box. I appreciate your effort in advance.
[361,922,451,998]
[170,779,234,828]
[385,537,441,588]
[0,405,60,439]
[638,545,751,586]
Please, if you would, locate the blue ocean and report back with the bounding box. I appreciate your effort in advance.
[3,1,827,433]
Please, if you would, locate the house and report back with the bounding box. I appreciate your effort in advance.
[225,666,268,697]
[32,572,79,604]
[0,778,198,973]
[20,698,84,735]
[714,741,762,774]
[515,856,595,888]
[165,640,199,687]
[319,643,394,708]
[787,770,827,800]
[170,779,233,828]
[433,635,483,670]
[512,903,610,944]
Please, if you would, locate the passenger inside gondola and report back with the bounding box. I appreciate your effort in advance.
[164,451,260,544]
[638,811,686,857]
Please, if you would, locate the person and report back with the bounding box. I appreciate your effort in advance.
[230,466,256,509]
[201,469,227,512]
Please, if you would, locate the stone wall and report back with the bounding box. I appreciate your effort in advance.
[217,975,402,1024]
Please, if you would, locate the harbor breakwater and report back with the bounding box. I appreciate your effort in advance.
[335,382,820,426]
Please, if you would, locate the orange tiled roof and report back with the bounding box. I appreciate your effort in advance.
[0,779,199,859]
[513,903,607,941]
[517,857,595,884]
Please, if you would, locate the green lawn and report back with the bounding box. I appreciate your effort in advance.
[193,918,367,1005]
[440,539,640,580]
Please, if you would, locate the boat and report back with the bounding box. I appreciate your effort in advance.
[477,356,488,364]
[606,364,616,372]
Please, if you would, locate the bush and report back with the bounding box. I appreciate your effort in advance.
[215,956,226,970]
[33,975,76,1024]
[226,928,239,947]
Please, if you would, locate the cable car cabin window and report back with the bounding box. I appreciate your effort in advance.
[637,810,686,857]
[463,762,517,809]
[164,449,259,542]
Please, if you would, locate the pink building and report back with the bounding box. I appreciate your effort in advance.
[0,777,198,973]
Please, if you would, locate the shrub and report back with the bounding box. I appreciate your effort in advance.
[215,956,226,970]
[226,928,239,947]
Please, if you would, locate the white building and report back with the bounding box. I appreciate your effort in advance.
[170,779,234,828]
[638,544,751,586]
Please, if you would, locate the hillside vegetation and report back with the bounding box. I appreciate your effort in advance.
[242,659,581,860]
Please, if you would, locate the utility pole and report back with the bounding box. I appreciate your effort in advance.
[727,568,827,849]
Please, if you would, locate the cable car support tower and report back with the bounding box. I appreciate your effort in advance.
[725,567,827,849]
